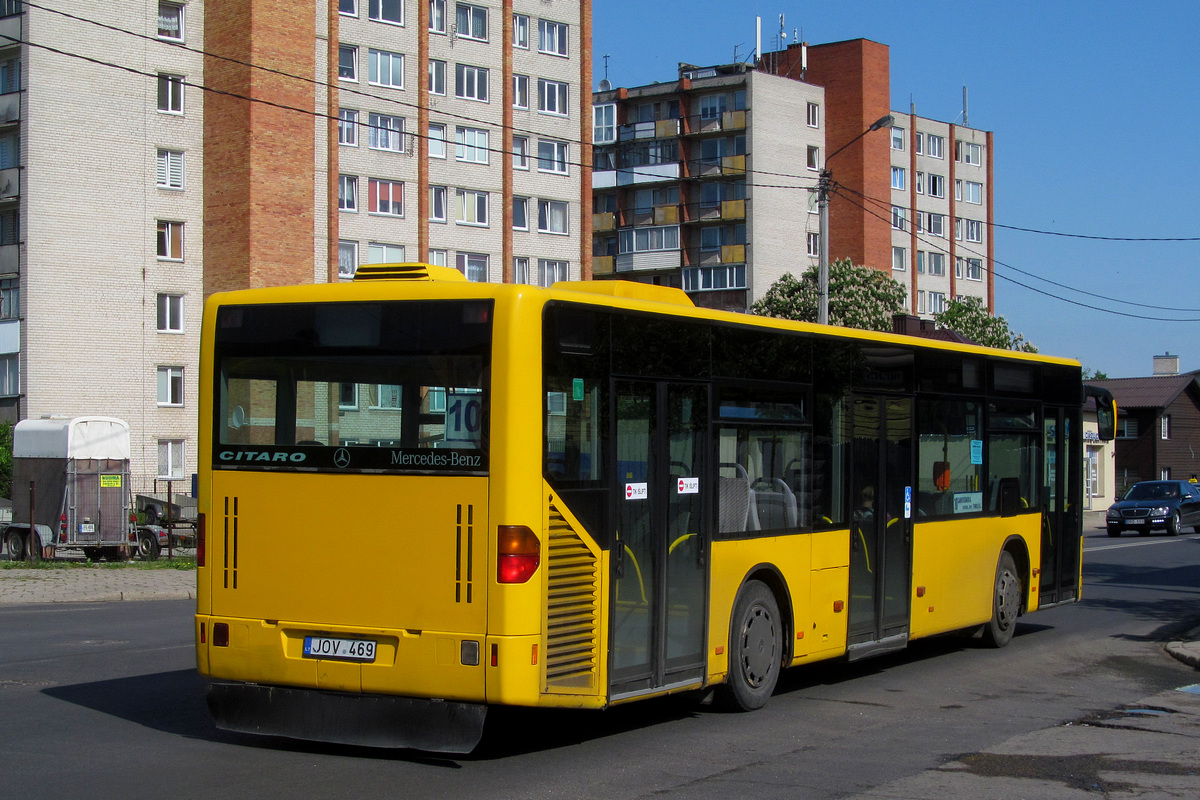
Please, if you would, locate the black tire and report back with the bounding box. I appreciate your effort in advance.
[1106,526,1121,537]
[720,580,782,711]
[5,529,24,560]
[82,547,102,561]
[139,532,161,561]
[144,504,160,524]
[102,546,130,562]
[1167,511,1181,536]
[982,551,1021,648]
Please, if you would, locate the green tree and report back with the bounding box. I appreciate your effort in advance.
[0,421,11,499]
[751,258,907,332]
[934,296,1038,352]
[1082,368,1108,380]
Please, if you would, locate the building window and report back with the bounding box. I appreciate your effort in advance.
[538,19,568,56]
[428,59,446,94]
[958,218,983,243]
[156,149,184,190]
[157,366,184,406]
[0,56,18,95]
[156,293,184,333]
[455,3,487,40]
[430,186,447,222]
[158,440,185,479]
[429,0,445,32]
[368,242,405,263]
[806,102,819,128]
[0,278,17,319]
[157,2,184,42]
[683,264,746,292]
[513,74,529,109]
[369,49,404,88]
[915,171,924,194]
[456,252,489,282]
[157,221,183,260]
[339,383,359,410]
[1161,467,1172,481]
[338,109,358,145]
[914,132,923,154]
[1116,418,1138,439]
[455,64,489,101]
[0,353,17,396]
[956,140,982,165]
[956,257,983,281]
[429,249,447,267]
[368,179,403,216]
[892,246,906,271]
[428,123,446,158]
[369,0,402,24]
[927,252,946,277]
[928,291,947,314]
[512,196,529,230]
[456,189,488,226]
[618,225,679,253]
[369,113,404,151]
[927,174,945,198]
[338,45,357,81]
[512,136,529,169]
[916,251,925,274]
[919,212,946,237]
[594,104,616,145]
[514,257,531,284]
[371,384,402,410]
[338,241,357,278]
[537,139,568,174]
[891,167,905,190]
[513,13,529,48]
[538,259,567,286]
[339,0,356,15]
[1,207,20,244]
[537,199,568,234]
[1162,415,1171,440]
[891,126,905,150]
[455,127,489,164]
[891,206,905,231]
[538,79,568,116]
[157,74,184,113]
[927,135,944,159]
[806,232,819,257]
[957,180,983,204]
[339,175,358,211]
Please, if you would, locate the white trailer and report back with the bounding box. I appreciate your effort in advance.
[4,416,133,561]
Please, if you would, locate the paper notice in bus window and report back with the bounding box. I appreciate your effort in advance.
[953,492,983,514]
[677,477,699,494]
[970,440,983,465]
[444,389,483,446]
[625,482,648,501]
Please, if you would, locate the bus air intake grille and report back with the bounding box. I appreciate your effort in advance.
[352,262,467,282]
[544,504,600,693]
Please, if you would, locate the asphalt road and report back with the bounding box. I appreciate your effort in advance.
[2,528,1198,800]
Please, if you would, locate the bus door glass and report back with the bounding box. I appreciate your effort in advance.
[848,395,913,655]
[611,380,708,695]
[1040,407,1081,605]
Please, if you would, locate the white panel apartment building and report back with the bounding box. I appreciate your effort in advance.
[0,0,588,493]
[0,1,204,492]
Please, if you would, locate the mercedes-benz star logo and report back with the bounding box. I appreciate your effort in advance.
[333,448,351,469]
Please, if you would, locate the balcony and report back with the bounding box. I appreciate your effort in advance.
[685,244,746,267]
[617,118,681,141]
[0,92,18,126]
[615,250,682,274]
[0,167,16,199]
[593,255,614,275]
[616,162,679,186]
[683,110,747,135]
[593,211,615,232]
[686,155,746,178]
[0,244,15,273]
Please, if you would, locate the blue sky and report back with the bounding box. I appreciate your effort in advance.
[594,1,1200,378]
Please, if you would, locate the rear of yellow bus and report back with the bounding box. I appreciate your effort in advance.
[194,281,528,753]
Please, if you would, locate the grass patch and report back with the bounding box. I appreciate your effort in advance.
[2,556,196,571]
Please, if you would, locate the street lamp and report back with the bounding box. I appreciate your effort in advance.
[817,114,895,326]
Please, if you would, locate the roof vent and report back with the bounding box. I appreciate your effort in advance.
[352,262,466,282]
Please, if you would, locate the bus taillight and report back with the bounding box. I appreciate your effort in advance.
[197,513,206,567]
[497,525,539,584]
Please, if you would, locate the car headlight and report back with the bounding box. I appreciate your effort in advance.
[1151,506,1171,516]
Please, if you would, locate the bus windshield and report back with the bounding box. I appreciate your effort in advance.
[212,299,492,474]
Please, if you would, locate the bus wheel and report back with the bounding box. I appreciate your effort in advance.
[983,551,1021,648]
[5,530,24,560]
[720,580,782,711]
[139,532,161,561]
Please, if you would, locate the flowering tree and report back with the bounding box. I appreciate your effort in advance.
[751,259,907,332]
[934,296,1038,352]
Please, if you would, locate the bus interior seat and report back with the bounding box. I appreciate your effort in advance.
[718,463,760,532]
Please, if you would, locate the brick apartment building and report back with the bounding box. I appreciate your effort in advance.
[1,0,590,489]
[592,38,995,315]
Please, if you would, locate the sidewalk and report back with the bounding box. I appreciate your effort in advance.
[0,562,195,604]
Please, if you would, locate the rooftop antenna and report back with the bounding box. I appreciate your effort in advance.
[963,85,969,127]
[604,54,611,84]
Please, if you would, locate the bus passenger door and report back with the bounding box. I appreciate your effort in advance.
[1040,407,1082,605]
[847,395,913,659]
[610,381,709,697]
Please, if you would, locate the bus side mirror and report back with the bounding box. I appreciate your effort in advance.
[1085,385,1117,441]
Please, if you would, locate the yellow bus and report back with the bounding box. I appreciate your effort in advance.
[195,263,1115,753]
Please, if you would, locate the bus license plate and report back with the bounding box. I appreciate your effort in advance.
[303,636,376,662]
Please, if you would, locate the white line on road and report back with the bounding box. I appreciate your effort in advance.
[1087,534,1200,552]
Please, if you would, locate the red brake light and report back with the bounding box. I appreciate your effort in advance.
[196,513,206,567]
[497,525,539,584]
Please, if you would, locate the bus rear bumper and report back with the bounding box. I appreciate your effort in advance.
[207,681,487,754]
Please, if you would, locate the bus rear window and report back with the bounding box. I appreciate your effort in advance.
[213,300,491,474]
